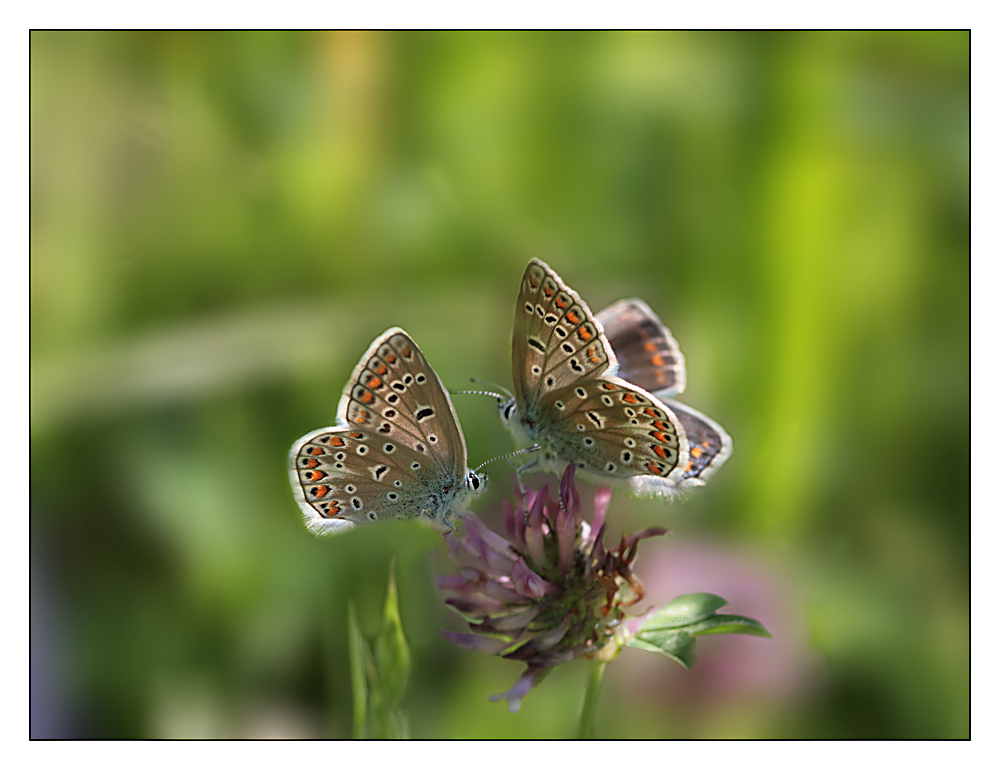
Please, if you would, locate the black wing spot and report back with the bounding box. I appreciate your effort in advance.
[546,376,554,387]
[368,512,377,521]
[374,465,388,479]
[428,435,438,443]
[388,492,398,500]
[621,450,632,463]
[335,452,346,461]
[388,394,399,404]
[575,387,586,398]
[416,374,426,383]
[528,338,546,352]
[392,382,406,392]
[562,343,573,353]
[379,423,391,434]
[555,327,567,338]
[411,462,421,470]
[544,315,558,324]
[584,437,595,446]
[606,463,615,472]
[404,375,413,384]
[525,303,534,313]
[345,484,356,493]
[531,365,541,375]
[587,411,603,427]
[351,497,363,510]
[602,395,614,406]
[554,401,564,409]
[357,445,368,455]
[384,443,395,453]
[394,480,403,487]
[570,359,583,372]
[416,407,435,421]
[416,443,426,453]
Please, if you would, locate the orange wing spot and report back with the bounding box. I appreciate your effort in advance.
[401,345,412,358]
[622,393,639,404]
[529,276,539,288]
[329,436,345,447]
[578,326,593,342]
[311,485,331,499]
[374,362,388,375]
[555,296,568,310]
[646,461,663,475]
[385,353,397,364]
[690,446,704,459]
[359,391,374,405]
[644,341,657,352]
[304,470,327,482]
[543,284,555,297]
[643,408,661,418]
[651,354,665,367]
[566,310,581,325]
[367,376,383,389]
[652,445,667,460]
[651,431,668,443]
[326,504,342,515]
[685,462,693,473]
[602,383,616,391]
[308,447,325,456]
[302,458,320,469]
[652,420,667,431]
[348,432,363,439]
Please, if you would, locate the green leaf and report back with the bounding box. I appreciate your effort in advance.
[628,629,697,668]
[638,592,728,631]
[347,602,369,739]
[686,614,774,639]
[375,559,411,711]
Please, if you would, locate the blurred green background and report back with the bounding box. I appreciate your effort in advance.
[30,31,969,739]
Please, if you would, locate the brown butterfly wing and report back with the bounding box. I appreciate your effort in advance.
[596,298,686,398]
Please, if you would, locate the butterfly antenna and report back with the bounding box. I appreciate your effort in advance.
[449,377,512,404]
[474,445,541,473]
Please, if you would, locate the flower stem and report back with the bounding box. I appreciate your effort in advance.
[576,659,607,739]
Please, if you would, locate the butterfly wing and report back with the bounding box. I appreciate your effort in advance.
[596,298,733,488]
[659,399,733,487]
[532,378,690,496]
[509,260,690,496]
[289,328,473,535]
[290,425,463,535]
[596,298,686,398]
[511,258,617,409]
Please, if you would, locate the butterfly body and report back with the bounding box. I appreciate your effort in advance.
[289,328,486,535]
[501,259,691,497]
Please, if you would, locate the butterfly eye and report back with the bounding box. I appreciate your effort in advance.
[503,402,515,420]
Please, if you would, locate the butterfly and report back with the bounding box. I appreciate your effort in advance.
[498,258,692,497]
[596,298,733,487]
[289,328,487,535]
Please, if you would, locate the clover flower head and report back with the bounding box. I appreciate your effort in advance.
[437,465,667,712]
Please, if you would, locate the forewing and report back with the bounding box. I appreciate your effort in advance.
[596,298,686,398]
[338,328,468,478]
[289,426,455,535]
[660,398,733,486]
[512,259,617,409]
[536,378,690,494]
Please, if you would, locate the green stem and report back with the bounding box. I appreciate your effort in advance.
[576,659,607,739]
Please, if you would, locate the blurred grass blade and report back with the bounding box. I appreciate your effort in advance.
[347,601,368,739]
[375,558,411,712]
